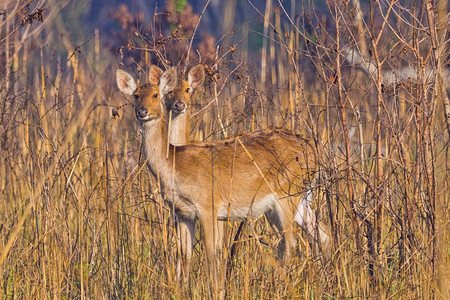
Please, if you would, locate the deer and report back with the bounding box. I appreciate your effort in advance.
[149,64,214,282]
[156,64,222,282]
[147,64,205,146]
[116,66,331,286]
[117,64,208,282]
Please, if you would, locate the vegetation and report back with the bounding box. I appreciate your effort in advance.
[0,0,448,298]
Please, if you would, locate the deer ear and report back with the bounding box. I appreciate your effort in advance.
[187,64,205,89]
[116,69,136,95]
[160,67,177,95]
[149,65,164,85]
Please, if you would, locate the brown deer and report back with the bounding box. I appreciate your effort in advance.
[117,65,207,282]
[149,65,211,282]
[116,66,330,284]
[163,64,205,146]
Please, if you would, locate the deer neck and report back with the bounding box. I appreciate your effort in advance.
[140,113,172,183]
[169,111,191,146]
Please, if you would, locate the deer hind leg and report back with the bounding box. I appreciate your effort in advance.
[265,203,297,262]
[176,216,195,283]
[294,188,331,257]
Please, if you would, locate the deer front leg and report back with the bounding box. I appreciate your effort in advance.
[176,216,195,283]
[198,210,221,290]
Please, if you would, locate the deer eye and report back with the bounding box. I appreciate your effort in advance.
[185,87,190,93]
[133,94,139,100]
[153,93,158,98]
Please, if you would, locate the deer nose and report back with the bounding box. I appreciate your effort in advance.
[174,102,186,112]
[136,107,148,119]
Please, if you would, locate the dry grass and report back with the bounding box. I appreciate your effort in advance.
[1,0,449,299]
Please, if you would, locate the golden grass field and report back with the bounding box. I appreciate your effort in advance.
[0,0,449,298]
